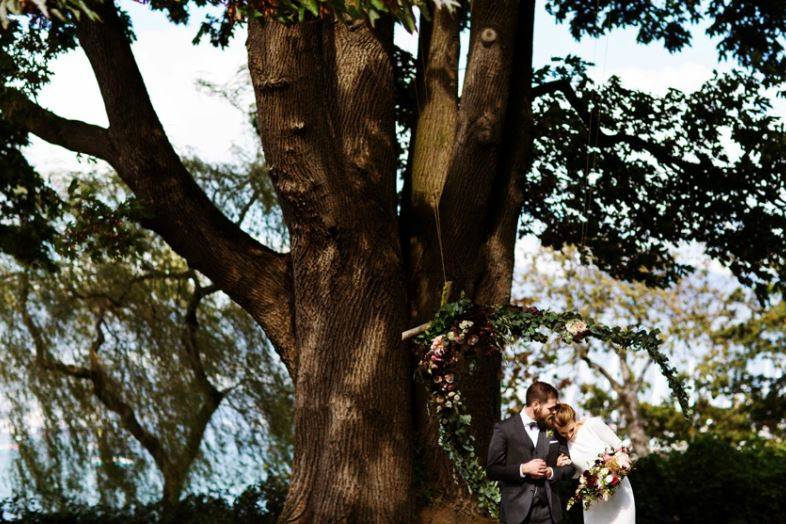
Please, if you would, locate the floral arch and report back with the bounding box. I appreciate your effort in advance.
[413,298,689,517]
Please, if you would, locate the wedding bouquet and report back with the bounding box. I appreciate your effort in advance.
[566,447,633,511]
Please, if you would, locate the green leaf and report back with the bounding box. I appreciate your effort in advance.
[303,0,319,16]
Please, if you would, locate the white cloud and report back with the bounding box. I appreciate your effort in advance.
[598,61,716,96]
[24,10,255,175]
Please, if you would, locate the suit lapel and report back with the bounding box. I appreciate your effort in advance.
[516,412,536,451]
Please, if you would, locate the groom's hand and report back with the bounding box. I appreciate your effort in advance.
[520,459,548,478]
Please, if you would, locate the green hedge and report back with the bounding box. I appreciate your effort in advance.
[558,436,786,524]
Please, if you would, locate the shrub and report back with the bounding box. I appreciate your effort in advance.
[556,436,786,523]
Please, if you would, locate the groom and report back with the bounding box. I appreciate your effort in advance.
[486,382,575,524]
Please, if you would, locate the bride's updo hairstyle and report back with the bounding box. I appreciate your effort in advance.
[551,403,577,434]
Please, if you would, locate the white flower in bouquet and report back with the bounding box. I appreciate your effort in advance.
[615,452,632,471]
[459,320,474,330]
[565,319,588,335]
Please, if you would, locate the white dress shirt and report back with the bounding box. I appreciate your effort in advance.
[519,409,554,479]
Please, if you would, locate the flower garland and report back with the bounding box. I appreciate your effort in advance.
[414,298,689,517]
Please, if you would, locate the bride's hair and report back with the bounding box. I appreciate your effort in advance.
[552,403,577,430]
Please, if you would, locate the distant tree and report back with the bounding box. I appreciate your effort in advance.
[505,246,745,455]
[700,299,786,440]
[0,162,293,511]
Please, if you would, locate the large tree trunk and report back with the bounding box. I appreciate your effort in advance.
[281,242,413,521]
[248,17,414,522]
[402,2,535,520]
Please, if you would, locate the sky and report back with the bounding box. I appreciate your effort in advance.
[25,1,772,174]
[7,0,776,503]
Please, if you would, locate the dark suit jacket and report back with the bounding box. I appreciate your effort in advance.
[486,413,575,524]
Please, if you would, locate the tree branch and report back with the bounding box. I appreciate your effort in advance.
[330,19,399,214]
[19,273,94,380]
[86,324,168,470]
[635,358,654,390]
[400,6,462,321]
[0,89,113,161]
[581,350,623,391]
[436,0,523,293]
[474,0,535,304]
[182,272,223,402]
[20,272,226,498]
[20,277,167,467]
[247,18,348,232]
[71,3,297,376]
[531,78,702,173]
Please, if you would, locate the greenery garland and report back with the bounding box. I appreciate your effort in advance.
[414,298,689,518]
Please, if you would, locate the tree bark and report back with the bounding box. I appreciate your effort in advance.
[400,2,535,519]
[247,17,414,522]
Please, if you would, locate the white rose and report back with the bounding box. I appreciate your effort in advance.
[616,453,631,470]
[565,319,588,335]
[459,320,474,330]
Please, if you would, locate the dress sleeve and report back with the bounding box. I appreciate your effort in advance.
[590,417,623,449]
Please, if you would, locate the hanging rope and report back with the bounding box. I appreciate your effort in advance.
[433,203,450,295]
[577,0,610,290]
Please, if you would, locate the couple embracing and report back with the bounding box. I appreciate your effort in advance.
[486,381,635,524]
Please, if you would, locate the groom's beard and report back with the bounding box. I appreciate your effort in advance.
[534,407,556,428]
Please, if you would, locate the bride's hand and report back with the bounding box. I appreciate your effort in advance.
[556,453,572,467]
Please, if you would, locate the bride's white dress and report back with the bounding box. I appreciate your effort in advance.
[567,417,636,524]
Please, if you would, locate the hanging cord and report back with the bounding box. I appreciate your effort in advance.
[579,0,610,253]
[433,204,448,284]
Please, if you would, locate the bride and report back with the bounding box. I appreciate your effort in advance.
[551,403,636,524]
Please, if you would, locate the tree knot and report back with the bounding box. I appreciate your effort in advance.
[480,28,497,47]
[257,76,292,92]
